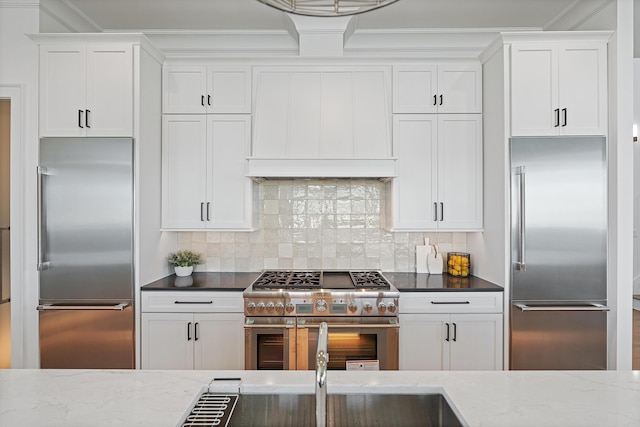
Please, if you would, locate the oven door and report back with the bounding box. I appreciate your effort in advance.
[244,317,296,370]
[297,317,399,371]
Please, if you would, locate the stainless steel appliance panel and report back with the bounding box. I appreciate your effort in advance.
[510,303,607,370]
[38,303,134,369]
[510,136,606,301]
[38,138,133,301]
[244,317,296,370]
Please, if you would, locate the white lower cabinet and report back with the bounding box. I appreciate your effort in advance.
[399,292,503,370]
[141,291,244,370]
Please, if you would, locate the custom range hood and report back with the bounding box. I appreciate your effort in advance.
[247,14,396,180]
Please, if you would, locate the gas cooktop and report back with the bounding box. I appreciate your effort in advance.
[249,270,392,291]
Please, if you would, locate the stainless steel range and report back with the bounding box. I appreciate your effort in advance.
[243,270,399,371]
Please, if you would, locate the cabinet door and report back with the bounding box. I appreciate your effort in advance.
[448,314,503,371]
[162,65,207,114]
[85,44,133,136]
[393,66,438,113]
[207,115,252,229]
[399,314,447,370]
[389,115,438,231]
[437,115,483,230]
[207,67,252,114]
[194,313,245,370]
[558,43,607,135]
[161,115,208,229]
[437,64,482,113]
[141,313,194,369]
[39,44,87,137]
[510,43,559,136]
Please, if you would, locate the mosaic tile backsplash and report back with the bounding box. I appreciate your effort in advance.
[178,179,468,272]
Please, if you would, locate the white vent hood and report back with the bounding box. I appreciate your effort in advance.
[247,15,395,180]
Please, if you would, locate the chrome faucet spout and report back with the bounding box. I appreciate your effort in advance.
[316,321,329,427]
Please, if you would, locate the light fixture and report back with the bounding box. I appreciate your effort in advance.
[257,0,400,16]
[634,124,638,143]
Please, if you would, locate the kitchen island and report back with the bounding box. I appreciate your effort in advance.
[0,369,638,426]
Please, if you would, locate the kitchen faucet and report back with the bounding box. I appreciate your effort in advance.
[316,321,329,427]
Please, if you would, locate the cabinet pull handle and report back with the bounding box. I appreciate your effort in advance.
[174,301,213,304]
[194,322,199,341]
[85,110,90,128]
[78,110,84,128]
[201,95,205,107]
[200,202,205,221]
[452,323,457,342]
[206,202,210,221]
[207,95,211,106]
[433,202,438,221]
[440,202,444,221]
[431,301,470,305]
[562,108,567,127]
[554,108,560,127]
[445,323,450,342]
[433,94,437,106]
[439,94,443,106]
[187,322,192,341]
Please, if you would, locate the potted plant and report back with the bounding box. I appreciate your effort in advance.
[167,250,204,277]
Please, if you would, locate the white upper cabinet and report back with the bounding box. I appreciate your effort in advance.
[39,44,133,137]
[162,65,251,114]
[252,66,391,159]
[162,114,254,230]
[510,41,607,136]
[393,63,482,113]
[388,114,483,231]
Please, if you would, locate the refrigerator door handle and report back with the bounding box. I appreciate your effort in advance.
[514,166,526,271]
[37,303,129,311]
[36,167,50,271]
[514,303,610,312]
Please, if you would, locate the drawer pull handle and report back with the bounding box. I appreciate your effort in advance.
[174,301,213,305]
[430,301,470,305]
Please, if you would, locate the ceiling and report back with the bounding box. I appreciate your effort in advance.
[50,0,591,32]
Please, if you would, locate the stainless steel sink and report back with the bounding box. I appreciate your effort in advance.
[179,392,466,427]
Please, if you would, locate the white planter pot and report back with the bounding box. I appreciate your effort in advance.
[174,266,193,277]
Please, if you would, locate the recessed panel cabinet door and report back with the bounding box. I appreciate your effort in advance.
[141,313,194,370]
[85,44,133,136]
[39,44,87,137]
[510,43,558,136]
[162,115,208,229]
[162,65,207,114]
[399,314,446,370]
[193,313,244,370]
[437,64,482,113]
[208,115,252,228]
[448,314,503,371]
[207,67,252,114]
[393,66,438,113]
[437,115,483,230]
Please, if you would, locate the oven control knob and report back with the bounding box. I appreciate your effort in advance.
[246,302,256,313]
[378,302,387,313]
[275,302,284,314]
[257,302,266,313]
[348,302,358,313]
[266,302,275,313]
[363,302,373,313]
[387,302,397,313]
[316,299,328,313]
[285,302,295,313]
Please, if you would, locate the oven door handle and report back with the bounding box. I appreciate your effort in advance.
[297,319,399,329]
[244,318,296,329]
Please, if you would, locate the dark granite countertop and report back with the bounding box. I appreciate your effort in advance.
[141,272,260,291]
[383,272,503,292]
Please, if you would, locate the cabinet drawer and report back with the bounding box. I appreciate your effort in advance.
[400,292,503,314]
[141,291,244,313]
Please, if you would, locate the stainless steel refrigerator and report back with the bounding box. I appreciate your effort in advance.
[510,136,608,370]
[37,137,134,369]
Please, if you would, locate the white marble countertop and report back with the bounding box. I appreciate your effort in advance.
[1,369,639,426]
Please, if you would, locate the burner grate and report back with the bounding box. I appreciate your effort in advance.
[180,393,238,427]
[350,271,391,289]
[252,270,321,290]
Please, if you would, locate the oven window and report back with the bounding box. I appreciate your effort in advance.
[257,335,284,370]
[327,332,377,370]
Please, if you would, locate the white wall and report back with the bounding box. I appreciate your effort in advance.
[0,0,40,368]
[634,59,640,298]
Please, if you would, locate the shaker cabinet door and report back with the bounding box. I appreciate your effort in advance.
[141,313,194,370]
[194,313,245,370]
